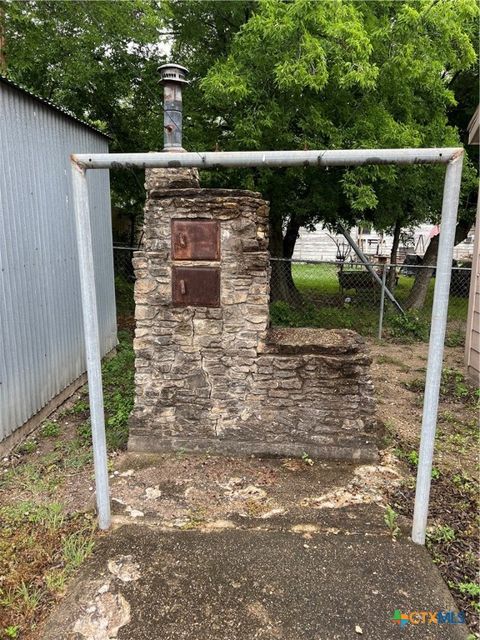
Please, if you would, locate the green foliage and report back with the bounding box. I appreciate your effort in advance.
[440,367,470,401]
[301,452,314,467]
[0,501,64,530]
[102,331,135,449]
[427,524,456,544]
[5,0,479,291]
[199,0,478,245]
[115,276,135,316]
[3,0,168,241]
[17,439,37,455]
[388,311,429,342]
[406,450,419,467]
[40,421,60,438]
[445,330,465,348]
[456,582,480,598]
[62,531,95,570]
[384,505,400,539]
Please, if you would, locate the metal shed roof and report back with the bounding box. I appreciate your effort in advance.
[0,75,111,139]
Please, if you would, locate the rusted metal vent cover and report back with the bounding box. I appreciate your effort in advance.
[171,219,220,261]
[172,266,220,307]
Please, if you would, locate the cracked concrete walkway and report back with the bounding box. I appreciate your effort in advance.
[40,454,468,639]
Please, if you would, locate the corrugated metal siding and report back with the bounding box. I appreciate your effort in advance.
[0,82,116,443]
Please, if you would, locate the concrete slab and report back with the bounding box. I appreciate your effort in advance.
[39,455,468,639]
[42,520,467,640]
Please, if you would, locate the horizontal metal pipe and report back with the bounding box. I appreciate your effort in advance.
[72,148,462,170]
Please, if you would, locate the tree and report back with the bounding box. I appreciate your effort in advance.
[198,0,478,301]
[2,0,168,242]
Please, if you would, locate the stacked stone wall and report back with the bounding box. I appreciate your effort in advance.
[128,170,378,461]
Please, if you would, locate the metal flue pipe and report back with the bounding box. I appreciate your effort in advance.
[158,63,188,150]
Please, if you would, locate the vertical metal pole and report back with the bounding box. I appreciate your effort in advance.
[412,154,463,544]
[71,160,111,530]
[378,263,387,340]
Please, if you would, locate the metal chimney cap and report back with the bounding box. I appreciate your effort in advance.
[158,63,189,85]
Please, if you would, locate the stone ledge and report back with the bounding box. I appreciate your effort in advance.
[264,327,367,355]
[147,188,264,200]
[127,435,379,462]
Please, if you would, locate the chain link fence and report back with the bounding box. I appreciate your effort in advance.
[113,246,471,344]
[113,246,136,320]
[270,258,471,343]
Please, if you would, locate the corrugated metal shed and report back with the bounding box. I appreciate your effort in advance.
[0,78,117,445]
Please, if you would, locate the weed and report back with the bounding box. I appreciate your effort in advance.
[445,330,465,347]
[456,582,480,598]
[406,450,419,467]
[44,570,66,594]
[301,452,314,466]
[431,467,441,480]
[76,421,92,446]
[62,530,95,570]
[452,473,476,494]
[404,378,424,393]
[3,627,19,639]
[1,501,64,530]
[12,582,42,614]
[18,440,37,455]
[388,311,429,342]
[384,504,400,539]
[427,524,456,544]
[101,331,135,450]
[70,400,89,415]
[40,420,60,438]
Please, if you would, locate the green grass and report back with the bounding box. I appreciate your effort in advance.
[0,502,95,635]
[59,330,135,451]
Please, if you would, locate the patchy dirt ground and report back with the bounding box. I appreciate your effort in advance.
[368,339,478,476]
[367,338,479,633]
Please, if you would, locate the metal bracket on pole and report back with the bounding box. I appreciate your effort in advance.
[337,224,405,315]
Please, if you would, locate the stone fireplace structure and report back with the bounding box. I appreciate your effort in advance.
[128,168,378,461]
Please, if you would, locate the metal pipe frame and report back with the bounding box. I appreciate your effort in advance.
[70,147,463,538]
[73,147,461,170]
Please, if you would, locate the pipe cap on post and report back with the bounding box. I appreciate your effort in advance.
[158,63,189,85]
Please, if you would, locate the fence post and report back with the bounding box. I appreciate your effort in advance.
[378,263,387,339]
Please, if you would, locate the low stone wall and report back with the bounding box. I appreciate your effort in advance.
[128,170,378,461]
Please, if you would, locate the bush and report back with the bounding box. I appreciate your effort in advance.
[387,311,429,342]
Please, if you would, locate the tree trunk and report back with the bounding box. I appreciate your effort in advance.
[388,219,402,291]
[269,213,302,304]
[405,219,472,310]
